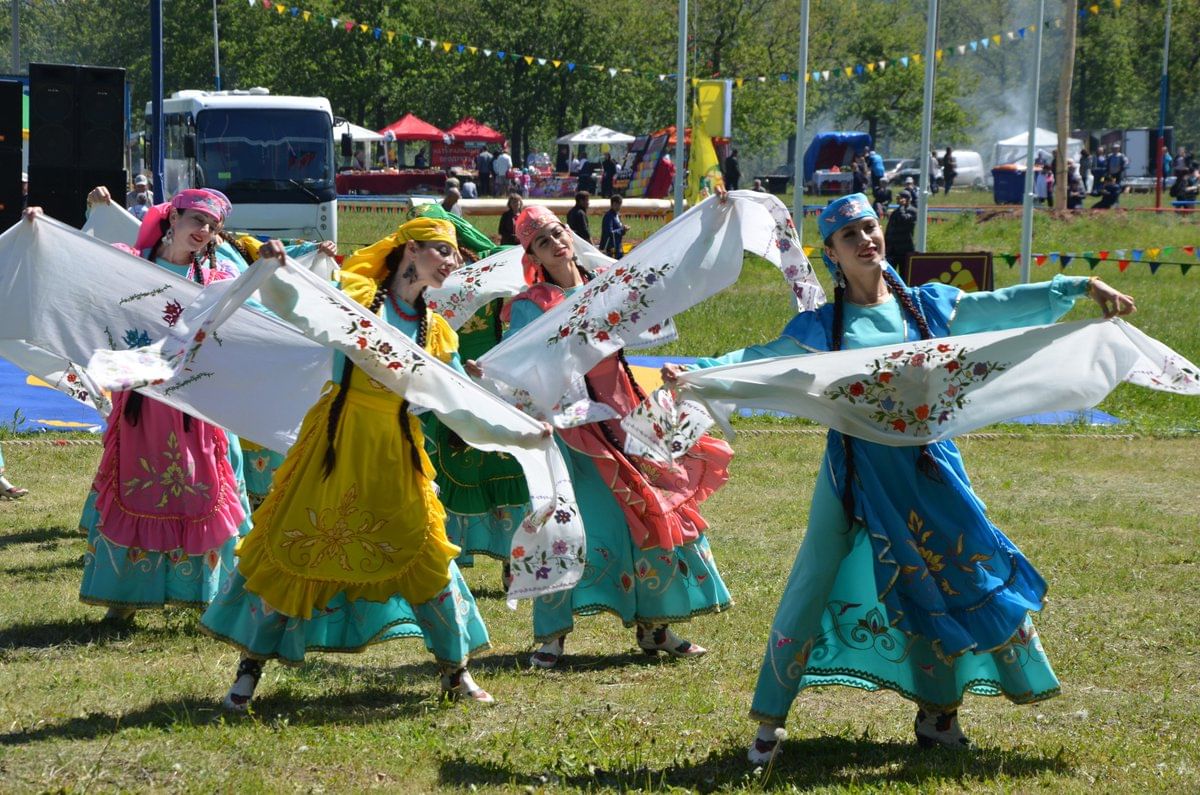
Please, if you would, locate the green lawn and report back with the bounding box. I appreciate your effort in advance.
[1,435,1198,792]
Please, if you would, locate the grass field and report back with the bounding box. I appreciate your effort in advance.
[0,195,1197,792]
[1,434,1198,792]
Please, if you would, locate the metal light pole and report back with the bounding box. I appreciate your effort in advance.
[151,0,165,202]
[1154,0,1173,209]
[212,0,222,91]
[792,0,810,243]
[915,0,939,252]
[672,0,687,217]
[1019,0,1046,284]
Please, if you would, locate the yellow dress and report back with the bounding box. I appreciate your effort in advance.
[235,311,462,618]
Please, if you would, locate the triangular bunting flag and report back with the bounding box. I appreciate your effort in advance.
[483,48,492,56]
[1149,262,1161,274]
[552,59,561,68]
[1118,259,1130,272]
[1035,254,1047,266]
[568,63,576,72]
[1087,258,1100,270]
[608,67,618,77]
[387,31,395,42]
[359,23,368,32]
[330,17,339,28]
[992,34,1002,45]
[344,20,354,31]
[537,57,547,66]
[957,44,967,55]
[735,77,744,87]
[1148,247,1161,258]
[866,63,876,72]
[1132,249,1143,261]
[1098,250,1109,260]
[273,4,284,13]
[878,60,886,70]
[456,44,466,53]
[416,37,425,46]
[844,66,853,77]
[1060,254,1073,269]
[443,42,453,53]
[900,57,909,67]
[1001,254,1018,267]
[970,41,978,51]
[1049,252,1060,264]
[302,9,310,20]
[1184,246,1195,256]
[468,46,477,54]
[822,70,830,80]
[1182,263,1192,275]
[497,50,506,59]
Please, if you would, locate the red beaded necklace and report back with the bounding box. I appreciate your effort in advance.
[386,291,420,322]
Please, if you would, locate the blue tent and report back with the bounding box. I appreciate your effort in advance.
[803,131,873,182]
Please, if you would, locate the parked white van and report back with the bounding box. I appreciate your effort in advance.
[938,149,986,189]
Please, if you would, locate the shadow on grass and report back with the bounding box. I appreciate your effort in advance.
[438,734,1071,791]
[1,556,83,579]
[305,648,670,684]
[0,525,82,549]
[0,617,146,651]
[0,685,435,747]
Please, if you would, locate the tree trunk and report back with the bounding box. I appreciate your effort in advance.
[1056,0,1079,210]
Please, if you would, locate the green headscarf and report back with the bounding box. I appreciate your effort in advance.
[415,203,505,259]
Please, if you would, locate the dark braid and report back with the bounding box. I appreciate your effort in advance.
[881,268,932,341]
[830,282,857,524]
[490,297,505,344]
[396,291,429,474]
[322,245,403,479]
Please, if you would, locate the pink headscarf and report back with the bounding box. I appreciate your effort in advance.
[514,204,565,285]
[133,188,233,253]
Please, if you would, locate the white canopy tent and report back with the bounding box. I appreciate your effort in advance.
[993,128,1082,167]
[556,125,635,145]
[333,121,385,142]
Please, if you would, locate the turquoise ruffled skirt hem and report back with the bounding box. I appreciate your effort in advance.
[532,445,732,642]
[445,506,526,567]
[199,561,490,666]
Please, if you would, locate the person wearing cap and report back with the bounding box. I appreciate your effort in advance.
[126,174,151,211]
[21,187,279,626]
[663,193,1136,763]
[497,204,733,670]
[199,216,496,710]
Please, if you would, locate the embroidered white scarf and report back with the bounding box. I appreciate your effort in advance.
[659,319,1199,451]
[477,191,824,419]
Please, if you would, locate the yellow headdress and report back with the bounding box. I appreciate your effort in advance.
[340,217,458,307]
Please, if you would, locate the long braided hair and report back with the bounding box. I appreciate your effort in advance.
[125,215,220,430]
[322,242,429,479]
[829,256,933,525]
[548,261,647,452]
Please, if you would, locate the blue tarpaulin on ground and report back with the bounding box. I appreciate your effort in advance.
[0,357,105,432]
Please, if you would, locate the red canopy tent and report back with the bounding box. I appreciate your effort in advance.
[378,113,447,141]
[445,117,506,144]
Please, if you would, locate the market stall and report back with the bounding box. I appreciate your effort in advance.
[334,113,448,195]
[433,117,506,170]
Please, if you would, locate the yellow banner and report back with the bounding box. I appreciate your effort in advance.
[687,80,727,205]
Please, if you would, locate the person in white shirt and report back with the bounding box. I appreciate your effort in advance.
[493,148,513,196]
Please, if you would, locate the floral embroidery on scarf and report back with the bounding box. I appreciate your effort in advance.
[426,261,505,322]
[825,342,1009,435]
[546,262,674,346]
[331,297,426,375]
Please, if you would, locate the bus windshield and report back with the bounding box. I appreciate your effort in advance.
[194,108,333,201]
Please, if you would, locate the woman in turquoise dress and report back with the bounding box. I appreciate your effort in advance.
[497,205,733,669]
[416,204,530,587]
[666,193,1136,762]
[0,442,28,499]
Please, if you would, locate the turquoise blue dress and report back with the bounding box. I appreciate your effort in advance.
[693,272,1091,722]
[78,255,255,609]
[199,297,490,665]
[508,287,732,643]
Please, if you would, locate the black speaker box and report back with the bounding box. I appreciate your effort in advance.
[29,63,78,167]
[0,149,22,229]
[77,66,125,169]
[0,81,22,151]
[29,63,126,171]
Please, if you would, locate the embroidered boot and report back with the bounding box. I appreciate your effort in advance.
[223,658,264,711]
[636,623,707,658]
[914,708,972,749]
[747,724,787,765]
[439,667,495,704]
[529,635,565,669]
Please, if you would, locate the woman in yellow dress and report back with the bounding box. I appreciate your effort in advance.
[200,217,494,708]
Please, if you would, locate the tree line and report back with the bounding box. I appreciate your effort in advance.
[13,0,1199,166]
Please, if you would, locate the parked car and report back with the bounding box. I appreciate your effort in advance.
[882,158,916,183]
[937,149,987,189]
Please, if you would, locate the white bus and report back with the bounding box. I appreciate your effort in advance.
[147,89,336,241]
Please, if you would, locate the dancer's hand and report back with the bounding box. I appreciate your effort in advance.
[660,363,687,383]
[86,186,113,206]
[317,240,337,257]
[464,359,483,378]
[540,422,553,438]
[1088,278,1136,318]
[22,207,43,222]
[258,239,287,263]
